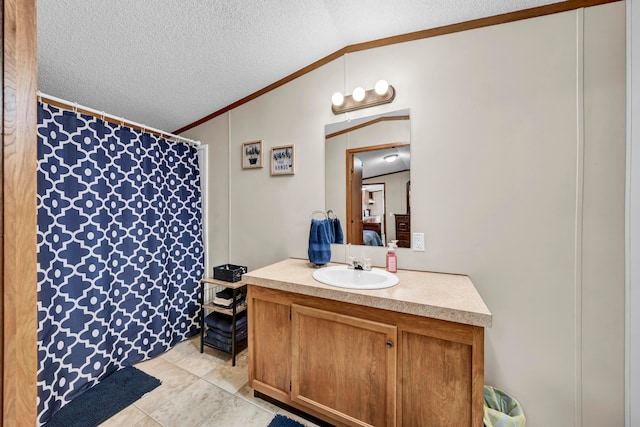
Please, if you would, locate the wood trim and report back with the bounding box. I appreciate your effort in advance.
[1,6,4,418]
[347,142,409,155]
[472,327,485,427]
[325,116,409,140]
[341,0,619,54]
[345,151,361,245]
[173,0,620,135]
[2,0,38,424]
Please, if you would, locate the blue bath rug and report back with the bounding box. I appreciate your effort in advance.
[44,366,161,427]
[268,415,306,427]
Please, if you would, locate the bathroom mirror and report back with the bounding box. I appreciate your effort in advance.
[325,109,411,248]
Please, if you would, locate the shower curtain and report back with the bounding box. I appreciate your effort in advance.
[36,102,204,425]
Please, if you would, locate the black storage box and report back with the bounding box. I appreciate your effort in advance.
[213,264,247,282]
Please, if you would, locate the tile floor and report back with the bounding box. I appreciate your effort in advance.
[98,336,322,427]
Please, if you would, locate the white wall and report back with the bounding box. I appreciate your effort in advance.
[181,113,230,272]
[582,6,626,425]
[182,4,626,425]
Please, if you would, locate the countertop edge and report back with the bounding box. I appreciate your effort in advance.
[243,260,492,328]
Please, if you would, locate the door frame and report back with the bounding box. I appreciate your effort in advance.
[345,143,409,246]
[2,0,38,424]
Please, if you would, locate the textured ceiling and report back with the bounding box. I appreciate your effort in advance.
[38,0,564,132]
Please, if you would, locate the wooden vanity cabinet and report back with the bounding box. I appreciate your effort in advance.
[248,291,291,401]
[397,318,484,426]
[248,285,484,427]
[291,304,397,426]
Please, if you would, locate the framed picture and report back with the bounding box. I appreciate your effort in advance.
[270,144,295,176]
[242,140,263,169]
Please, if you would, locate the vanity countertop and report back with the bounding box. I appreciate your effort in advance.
[243,258,492,328]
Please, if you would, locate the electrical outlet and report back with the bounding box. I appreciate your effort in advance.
[412,232,425,251]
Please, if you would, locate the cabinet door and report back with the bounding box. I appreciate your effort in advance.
[248,287,291,401]
[399,325,484,427]
[291,304,397,427]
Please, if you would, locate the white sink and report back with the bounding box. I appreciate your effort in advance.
[312,265,399,290]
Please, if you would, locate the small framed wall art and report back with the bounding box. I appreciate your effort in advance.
[242,140,263,169]
[270,144,295,176]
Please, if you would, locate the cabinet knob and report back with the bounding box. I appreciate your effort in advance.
[386,340,393,348]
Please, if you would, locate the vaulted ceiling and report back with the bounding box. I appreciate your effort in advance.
[38,0,564,132]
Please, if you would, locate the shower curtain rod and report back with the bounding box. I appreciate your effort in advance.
[37,91,201,147]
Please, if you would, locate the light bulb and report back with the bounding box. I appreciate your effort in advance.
[375,80,389,95]
[331,92,344,106]
[352,87,365,102]
[383,154,399,162]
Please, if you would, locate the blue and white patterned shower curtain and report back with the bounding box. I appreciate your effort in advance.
[36,102,204,425]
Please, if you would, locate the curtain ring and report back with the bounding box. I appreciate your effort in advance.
[73,102,78,113]
[120,117,125,127]
[100,111,106,121]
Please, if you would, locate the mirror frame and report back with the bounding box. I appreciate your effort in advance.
[325,110,411,248]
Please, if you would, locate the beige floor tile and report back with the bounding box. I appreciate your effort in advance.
[235,384,281,414]
[98,405,148,426]
[121,331,327,427]
[134,358,199,414]
[201,341,247,366]
[231,348,249,368]
[149,379,229,427]
[159,336,202,364]
[133,415,163,426]
[197,394,275,427]
[135,353,168,373]
[163,336,245,378]
[201,360,249,394]
[170,347,226,378]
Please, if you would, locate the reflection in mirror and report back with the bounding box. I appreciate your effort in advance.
[325,110,410,248]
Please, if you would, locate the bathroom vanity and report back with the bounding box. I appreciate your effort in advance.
[243,258,492,427]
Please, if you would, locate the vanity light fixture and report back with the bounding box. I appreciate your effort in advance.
[383,153,399,162]
[374,79,389,95]
[352,87,366,102]
[331,92,344,106]
[331,80,396,114]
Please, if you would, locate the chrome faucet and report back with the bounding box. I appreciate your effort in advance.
[348,257,372,271]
